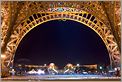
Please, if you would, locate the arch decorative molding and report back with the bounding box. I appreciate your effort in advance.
[2,7,120,68]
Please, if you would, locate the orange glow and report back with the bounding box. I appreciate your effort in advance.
[1,55,6,58]
[67,63,73,67]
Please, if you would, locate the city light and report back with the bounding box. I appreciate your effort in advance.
[49,63,55,66]
[114,68,117,71]
[44,64,47,66]
[27,69,37,74]
[76,64,80,67]
[3,63,121,79]
[67,63,73,67]
[99,66,102,70]
[37,70,45,75]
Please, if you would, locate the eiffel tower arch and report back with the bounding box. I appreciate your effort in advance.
[1,1,121,75]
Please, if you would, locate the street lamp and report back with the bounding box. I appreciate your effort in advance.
[76,64,80,67]
[100,66,103,70]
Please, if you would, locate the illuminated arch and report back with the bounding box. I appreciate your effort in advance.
[3,7,120,68]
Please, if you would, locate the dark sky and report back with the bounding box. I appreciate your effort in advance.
[14,20,110,68]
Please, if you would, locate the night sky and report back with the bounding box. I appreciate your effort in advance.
[14,20,110,68]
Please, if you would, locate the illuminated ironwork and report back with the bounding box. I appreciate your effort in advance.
[1,1,121,72]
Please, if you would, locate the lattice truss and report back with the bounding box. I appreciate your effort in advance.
[1,1,121,67]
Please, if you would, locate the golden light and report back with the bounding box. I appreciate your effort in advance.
[49,63,55,67]
[118,22,121,25]
[67,63,73,67]
[1,55,6,58]
[49,63,55,68]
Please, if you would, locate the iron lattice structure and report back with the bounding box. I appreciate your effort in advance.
[1,1,121,70]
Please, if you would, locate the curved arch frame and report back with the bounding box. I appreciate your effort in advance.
[3,8,120,68]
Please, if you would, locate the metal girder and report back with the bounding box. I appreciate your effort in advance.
[100,1,121,52]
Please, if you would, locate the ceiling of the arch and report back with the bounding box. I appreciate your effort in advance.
[14,20,110,68]
[1,1,121,54]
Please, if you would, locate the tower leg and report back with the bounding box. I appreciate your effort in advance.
[1,61,10,78]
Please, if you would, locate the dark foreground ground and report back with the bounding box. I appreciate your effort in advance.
[1,75,121,82]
